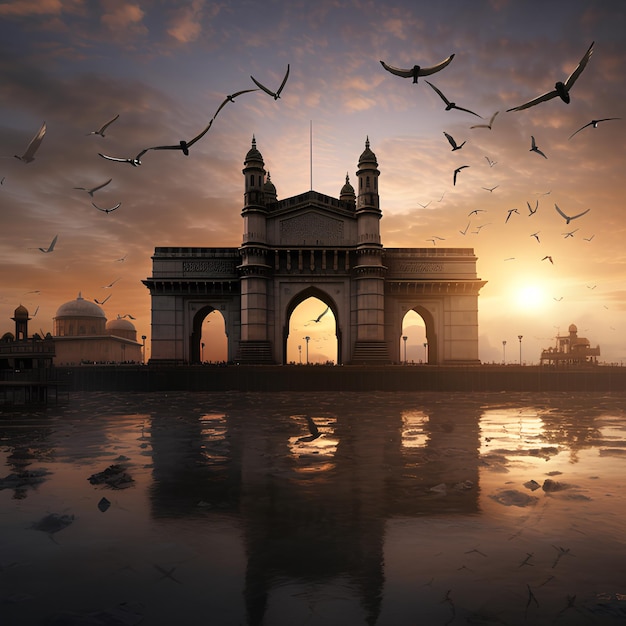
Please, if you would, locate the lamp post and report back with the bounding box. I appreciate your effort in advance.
[518,335,523,365]
[402,335,407,364]
[141,335,146,364]
[201,342,205,363]
[298,344,302,364]
[423,342,428,364]
[304,336,310,364]
[502,340,507,365]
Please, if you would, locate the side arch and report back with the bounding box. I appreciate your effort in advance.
[406,305,437,365]
[282,286,341,365]
[190,305,222,364]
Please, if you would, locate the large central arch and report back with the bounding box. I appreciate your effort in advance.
[283,286,341,365]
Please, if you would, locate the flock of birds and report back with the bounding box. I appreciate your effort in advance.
[4,40,622,334]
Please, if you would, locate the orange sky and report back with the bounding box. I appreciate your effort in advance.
[1,1,625,364]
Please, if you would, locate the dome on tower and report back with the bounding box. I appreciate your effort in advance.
[55,293,105,319]
[568,323,578,333]
[340,173,355,196]
[358,137,378,166]
[245,135,263,163]
[13,304,29,320]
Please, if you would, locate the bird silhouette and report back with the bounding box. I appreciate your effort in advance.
[484,156,497,167]
[310,306,330,323]
[425,81,482,117]
[459,222,471,235]
[468,209,486,216]
[417,201,431,208]
[507,41,594,111]
[251,64,290,99]
[482,185,499,192]
[555,204,590,224]
[530,136,547,158]
[562,229,579,238]
[470,111,499,130]
[568,117,621,140]
[542,256,554,264]
[527,200,539,215]
[453,165,469,185]
[102,277,121,288]
[86,114,119,137]
[443,131,465,151]
[505,208,519,223]
[379,54,455,83]
[531,231,541,242]
[92,201,121,214]
[14,121,46,163]
[94,294,111,305]
[33,234,57,253]
[73,178,112,197]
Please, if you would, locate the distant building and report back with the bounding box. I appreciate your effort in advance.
[0,304,55,370]
[53,293,142,365]
[540,323,600,367]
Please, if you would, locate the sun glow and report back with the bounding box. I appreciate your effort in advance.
[515,284,547,311]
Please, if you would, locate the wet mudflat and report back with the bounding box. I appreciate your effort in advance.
[1,391,625,625]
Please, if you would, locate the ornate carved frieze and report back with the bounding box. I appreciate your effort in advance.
[182,259,237,275]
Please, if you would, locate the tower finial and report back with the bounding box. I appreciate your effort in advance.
[365,136,370,149]
[251,134,256,149]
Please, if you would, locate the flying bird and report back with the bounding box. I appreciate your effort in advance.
[379,54,455,83]
[482,185,499,192]
[310,306,330,323]
[417,201,431,209]
[583,234,595,242]
[484,156,497,167]
[542,256,554,264]
[73,178,112,197]
[530,136,547,158]
[453,165,469,185]
[507,41,594,112]
[86,114,119,137]
[115,254,127,262]
[470,111,499,130]
[118,314,136,320]
[505,208,519,223]
[427,237,445,245]
[459,222,471,235]
[102,277,121,288]
[527,200,539,215]
[14,121,46,163]
[555,204,590,224]
[562,229,579,238]
[425,81,482,118]
[94,294,111,305]
[92,201,121,214]
[33,234,58,253]
[468,209,486,216]
[211,89,260,119]
[568,117,621,140]
[250,64,290,100]
[530,231,541,243]
[443,131,465,151]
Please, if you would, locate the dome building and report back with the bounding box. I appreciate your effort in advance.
[53,293,142,365]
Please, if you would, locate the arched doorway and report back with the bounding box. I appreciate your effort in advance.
[190,306,227,364]
[284,289,339,365]
[401,307,436,364]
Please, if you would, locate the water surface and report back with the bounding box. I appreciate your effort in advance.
[1,391,625,625]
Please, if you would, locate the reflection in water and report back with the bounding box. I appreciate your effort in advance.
[1,392,626,624]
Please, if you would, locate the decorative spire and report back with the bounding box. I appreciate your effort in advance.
[365,136,370,150]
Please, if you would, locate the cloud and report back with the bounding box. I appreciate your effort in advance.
[0,0,83,17]
[167,0,207,44]
[100,0,146,35]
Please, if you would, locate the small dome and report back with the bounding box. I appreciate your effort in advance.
[55,293,105,319]
[340,173,355,196]
[106,317,136,332]
[358,136,378,166]
[13,304,29,319]
[245,135,263,163]
[568,323,578,333]
[263,171,277,199]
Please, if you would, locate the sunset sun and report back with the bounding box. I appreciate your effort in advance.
[515,284,547,311]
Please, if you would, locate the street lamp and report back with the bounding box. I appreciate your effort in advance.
[518,335,523,365]
[502,340,507,365]
[141,335,146,364]
[304,336,310,364]
[298,344,302,364]
[423,342,428,364]
[402,335,407,364]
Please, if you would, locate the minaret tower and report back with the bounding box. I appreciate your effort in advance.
[352,138,389,362]
[237,137,274,363]
[12,304,30,341]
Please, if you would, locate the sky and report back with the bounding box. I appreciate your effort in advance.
[1,0,625,365]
